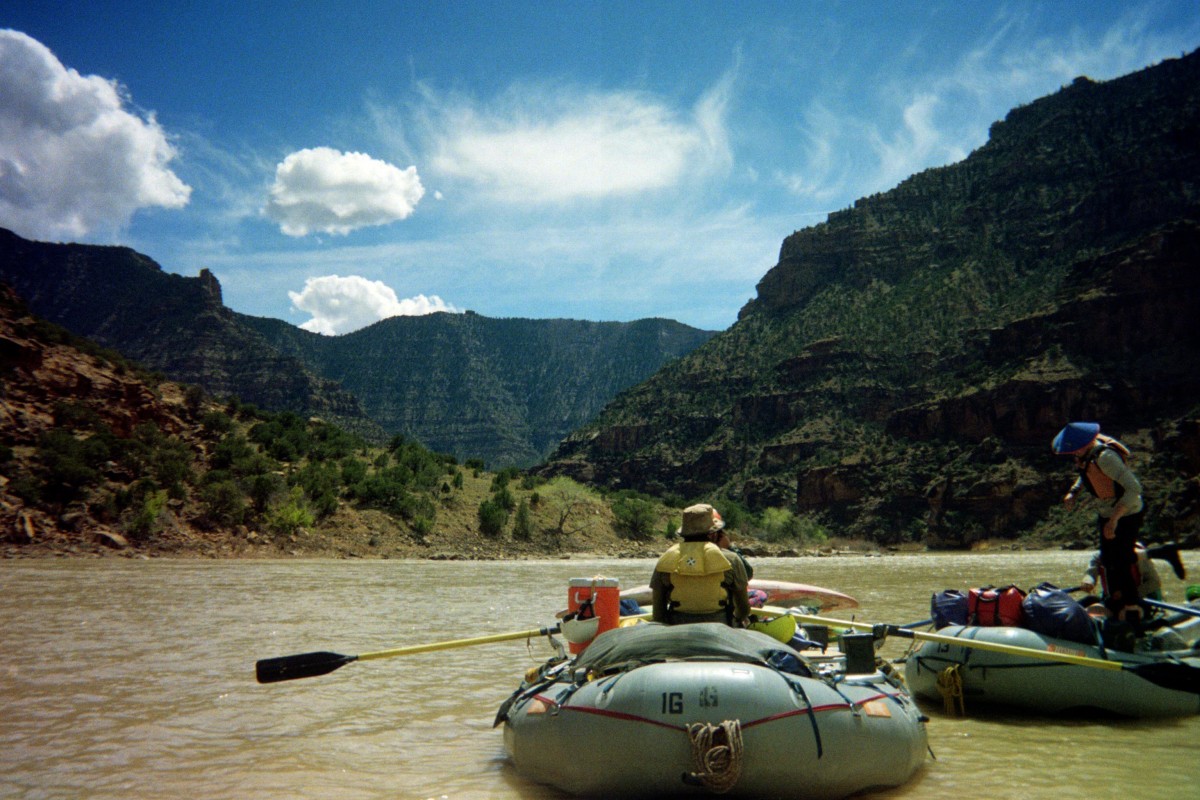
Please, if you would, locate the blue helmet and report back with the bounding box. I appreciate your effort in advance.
[1052,422,1100,455]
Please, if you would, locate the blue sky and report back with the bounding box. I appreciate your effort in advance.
[2,2,1198,334]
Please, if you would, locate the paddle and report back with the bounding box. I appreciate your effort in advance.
[760,607,1200,694]
[256,623,562,684]
[1061,583,1200,619]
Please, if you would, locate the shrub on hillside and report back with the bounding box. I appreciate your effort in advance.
[267,487,315,536]
[478,498,508,537]
[757,507,829,544]
[126,489,168,541]
[612,496,657,540]
[200,479,247,528]
[36,429,102,504]
[512,499,533,540]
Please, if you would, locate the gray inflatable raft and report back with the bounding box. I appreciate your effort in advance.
[904,618,1200,718]
[499,623,928,799]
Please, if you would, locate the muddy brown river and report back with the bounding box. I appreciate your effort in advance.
[2,551,1197,798]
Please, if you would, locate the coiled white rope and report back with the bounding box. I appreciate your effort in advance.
[686,719,744,793]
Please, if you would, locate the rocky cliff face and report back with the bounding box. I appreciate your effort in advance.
[0,229,377,438]
[546,50,1200,547]
[754,58,1200,316]
[241,311,715,467]
[0,228,715,468]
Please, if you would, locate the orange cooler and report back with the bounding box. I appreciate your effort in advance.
[565,577,620,654]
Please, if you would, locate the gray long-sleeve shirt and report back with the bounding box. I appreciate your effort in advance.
[1069,446,1144,517]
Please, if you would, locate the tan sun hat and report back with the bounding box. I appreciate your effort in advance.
[678,503,725,537]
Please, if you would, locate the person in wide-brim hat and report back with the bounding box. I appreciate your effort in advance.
[677,503,726,537]
[651,503,750,627]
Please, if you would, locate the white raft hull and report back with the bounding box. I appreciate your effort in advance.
[904,624,1200,718]
[504,657,926,799]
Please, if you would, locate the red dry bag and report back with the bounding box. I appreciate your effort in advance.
[968,585,1026,627]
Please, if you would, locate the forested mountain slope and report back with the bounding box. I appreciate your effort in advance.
[545,50,1200,547]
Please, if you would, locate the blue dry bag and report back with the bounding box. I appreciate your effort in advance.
[1021,582,1095,644]
[931,589,968,628]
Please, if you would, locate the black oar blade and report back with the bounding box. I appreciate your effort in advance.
[256,651,357,684]
[1132,661,1200,695]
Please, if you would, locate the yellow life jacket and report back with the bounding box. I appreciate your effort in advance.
[655,540,731,615]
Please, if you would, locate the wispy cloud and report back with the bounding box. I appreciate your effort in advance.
[422,77,733,204]
[0,29,190,240]
[787,7,1200,203]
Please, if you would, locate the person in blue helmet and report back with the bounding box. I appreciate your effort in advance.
[1053,422,1146,622]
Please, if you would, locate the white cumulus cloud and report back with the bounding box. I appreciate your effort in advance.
[288,274,456,335]
[0,29,191,240]
[265,147,424,236]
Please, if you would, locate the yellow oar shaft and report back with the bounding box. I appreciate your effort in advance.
[357,624,559,661]
[356,613,654,662]
[763,607,1125,672]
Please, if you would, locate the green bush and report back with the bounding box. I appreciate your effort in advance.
[308,422,363,461]
[267,487,315,536]
[340,457,368,486]
[491,467,521,491]
[200,480,247,527]
[512,499,533,540]
[184,385,205,415]
[211,434,272,476]
[493,484,516,512]
[478,498,508,537]
[52,400,103,430]
[126,489,168,541]
[714,498,752,532]
[758,508,830,544]
[37,429,100,503]
[294,460,340,518]
[8,474,42,505]
[249,472,284,514]
[412,515,435,538]
[613,496,657,540]
[201,411,234,436]
[147,437,194,500]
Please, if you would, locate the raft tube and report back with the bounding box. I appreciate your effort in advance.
[501,623,926,799]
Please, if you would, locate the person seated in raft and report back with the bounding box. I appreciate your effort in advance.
[714,524,754,581]
[1080,542,1185,607]
[651,503,751,627]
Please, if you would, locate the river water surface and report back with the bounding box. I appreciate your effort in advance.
[2,551,1197,799]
